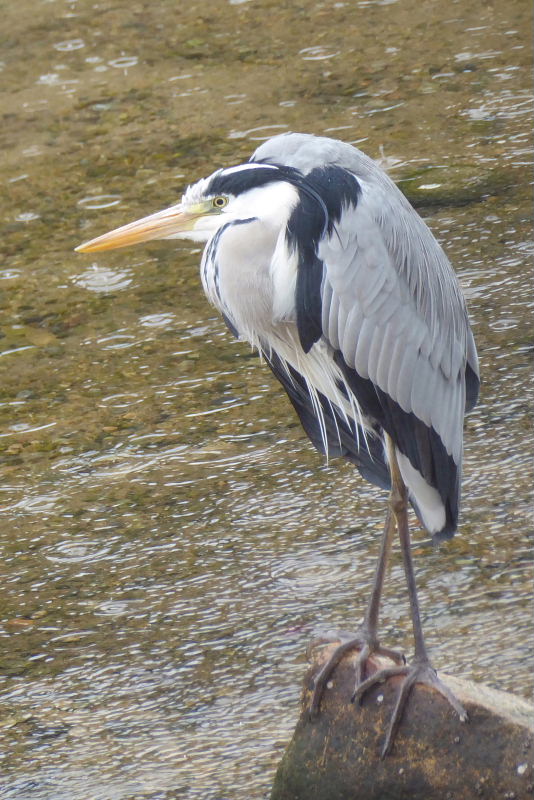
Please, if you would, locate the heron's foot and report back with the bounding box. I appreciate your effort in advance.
[352,658,468,757]
[309,629,405,718]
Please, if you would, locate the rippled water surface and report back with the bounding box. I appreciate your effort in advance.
[0,1,532,798]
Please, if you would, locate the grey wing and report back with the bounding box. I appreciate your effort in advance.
[320,176,478,462]
[317,176,479,534]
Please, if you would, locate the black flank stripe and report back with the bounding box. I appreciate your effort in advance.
[265,349,390,491]
[465,361,480,412]
[333,351,459,535]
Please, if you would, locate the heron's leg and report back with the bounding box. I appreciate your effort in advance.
[353,435,467,756]
[309,503,403,718]
[387,435,428,664]
[351,504,405,686]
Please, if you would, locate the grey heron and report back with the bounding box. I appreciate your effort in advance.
[76,132,479,756]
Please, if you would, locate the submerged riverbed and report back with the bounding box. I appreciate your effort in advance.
[0,1,532,798]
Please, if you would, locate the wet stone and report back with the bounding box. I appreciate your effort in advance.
[271,645,534,800]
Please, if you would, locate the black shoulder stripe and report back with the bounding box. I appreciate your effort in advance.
[302,166,361,235]
[294,249,324,353]
[287,166,361,354]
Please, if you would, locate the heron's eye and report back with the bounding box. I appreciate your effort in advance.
[212,196,228,209]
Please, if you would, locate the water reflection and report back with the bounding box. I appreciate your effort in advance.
[44,539,112,563]
[53,39,85,52]
[72,266,133,293]
[228,124,289,140]
[77,195,122,209]
[299,46,341,61]
[3,422,56,436]
[108,56,138,70]
[138,313,176,328]
[14,211,40,223]
[224,93,247,105]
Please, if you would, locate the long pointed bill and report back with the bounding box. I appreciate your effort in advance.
[75,204,199,253]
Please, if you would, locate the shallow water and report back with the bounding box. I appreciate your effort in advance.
[0,0,532,798]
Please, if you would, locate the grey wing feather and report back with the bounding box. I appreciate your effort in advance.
[317,176,476,465]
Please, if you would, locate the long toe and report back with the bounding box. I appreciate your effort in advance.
[309,631,405,717]
[353,642,405,689]
[355,660,468,758]
[309,634,366,717]
[351,662,409,704]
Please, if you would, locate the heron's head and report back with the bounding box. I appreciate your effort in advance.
[75,163,302,254]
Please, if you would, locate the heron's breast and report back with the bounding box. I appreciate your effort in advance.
[203,219,281,344]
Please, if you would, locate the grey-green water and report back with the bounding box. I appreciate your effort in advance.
[0,1,532,798]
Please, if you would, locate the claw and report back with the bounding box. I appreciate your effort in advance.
[309,632,405,717]
[352,659,468,757]
[310,636,364,717]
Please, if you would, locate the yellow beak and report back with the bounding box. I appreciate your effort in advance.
[75,204,200,253]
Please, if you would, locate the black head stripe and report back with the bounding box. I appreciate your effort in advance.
[207,164,297,197]
[207,163,360,239]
